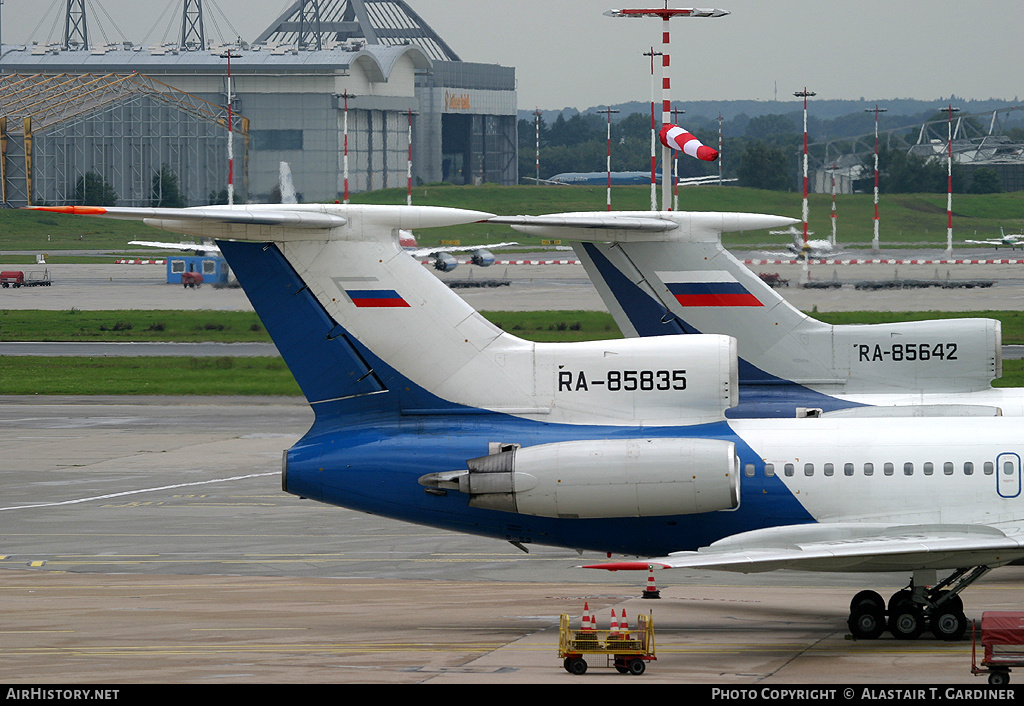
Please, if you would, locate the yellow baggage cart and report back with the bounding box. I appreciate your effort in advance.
[558,612,656,675]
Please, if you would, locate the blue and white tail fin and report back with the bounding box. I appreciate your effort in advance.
[494,211,1001,395]
[31,204,737,427]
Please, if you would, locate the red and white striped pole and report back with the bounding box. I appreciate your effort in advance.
[717,112,723,186]
[942,104,960,257]
[342,91,353,203]
[866,105,886,252]
[598,107,620,210]
[643,48,661,211]
[407,109,415,206]
[533,108,542,184]
[220,49,237,206]
[608,7,729,212]
[794,87,815,283]
[671,107,686,211]
[830,162,838,248]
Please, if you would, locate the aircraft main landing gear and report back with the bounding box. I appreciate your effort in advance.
[847,566,989,641]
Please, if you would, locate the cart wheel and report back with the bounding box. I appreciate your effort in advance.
[568,657,588,675]
[563,656,573,673]
[615,664,629,674]
[628,659,646,675]
[989,670,1010,685]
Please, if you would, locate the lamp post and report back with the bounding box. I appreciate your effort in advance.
[865,105,886,252]
[597,107,620,210]
[609,6,729,210]
[642,48,662,211]
[219,49,238,206]
[941,104,960,258]
[533,108,543,185]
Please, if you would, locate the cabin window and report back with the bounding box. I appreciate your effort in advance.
[764,463,775,477]
[884,462,894,476]
[171,260,186,273]
[804,463,814,477]
[823,463,834,477]
[1005,461,1016,475]
[964,461,974,475]
[844,463,854,477]
[985,461,995,475]
[924,462,934,476]
[864,462,874,476]
[784,463,794,477]
[904,462,914,476]
[745,463,756,478]
[944,462,954,476]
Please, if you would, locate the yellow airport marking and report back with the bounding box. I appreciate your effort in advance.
[28,561,45,567]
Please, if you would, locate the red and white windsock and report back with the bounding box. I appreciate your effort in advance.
[659,124,719,162]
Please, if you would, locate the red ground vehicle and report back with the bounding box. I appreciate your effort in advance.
[972,612,1024,684]
[1,270,52,288]
[181,271,204,289]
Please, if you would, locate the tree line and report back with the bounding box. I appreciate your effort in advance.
[519,110,1015,193]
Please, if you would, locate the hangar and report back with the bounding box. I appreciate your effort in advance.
[0,0,518,206]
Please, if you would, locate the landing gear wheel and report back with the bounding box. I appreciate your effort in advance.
[568,657,588,675]
[848,603,886,639]
[889,600,925,640]
[850,590,885,613]
[989,670,1010,685]
[628,658,646,675]
[930,606,968,641]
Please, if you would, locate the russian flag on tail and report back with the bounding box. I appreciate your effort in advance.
[661,271,763,307]
[659,124,719,162]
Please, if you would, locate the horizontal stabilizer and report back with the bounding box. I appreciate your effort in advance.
[490,211,798,243]
[27,205,348,229]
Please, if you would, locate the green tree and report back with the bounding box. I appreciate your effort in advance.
[969,167,1002,194]
[74,171,118,206]
[737,142,793,190]
[151,165,185,208]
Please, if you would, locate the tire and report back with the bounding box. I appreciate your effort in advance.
[930,607,967,641]
[850,590,885,613]
[628,659,646,675]
[569,657,588,675]
[889,600,925,640]
[848,603,886,640]
[989,670,1010,685]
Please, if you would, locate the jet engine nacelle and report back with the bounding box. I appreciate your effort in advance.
[432,252,459,272]
[421,438,739,519]
[470,249,495,267]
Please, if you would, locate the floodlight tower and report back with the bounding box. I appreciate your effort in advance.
[64,0,89,50]
[608,6,729,210]
[941,104,960,258]
[865,105,886,252]
[598,107,620,210]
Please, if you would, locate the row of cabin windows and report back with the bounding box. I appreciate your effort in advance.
[746,460,1017,478]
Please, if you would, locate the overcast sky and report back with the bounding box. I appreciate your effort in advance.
[3,0,1020,110]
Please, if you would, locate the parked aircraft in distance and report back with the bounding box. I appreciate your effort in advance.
[535,172,735,187]
[966,228,1024,250]
[766,226,841,259]
[31,201,1024,643]
[491,210,1020,419]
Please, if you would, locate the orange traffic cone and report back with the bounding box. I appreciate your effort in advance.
[642,565,661,599]
[582,601,594,631]
[610,608,620,637]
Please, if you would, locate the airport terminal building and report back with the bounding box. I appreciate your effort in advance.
[0,0,518,207]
